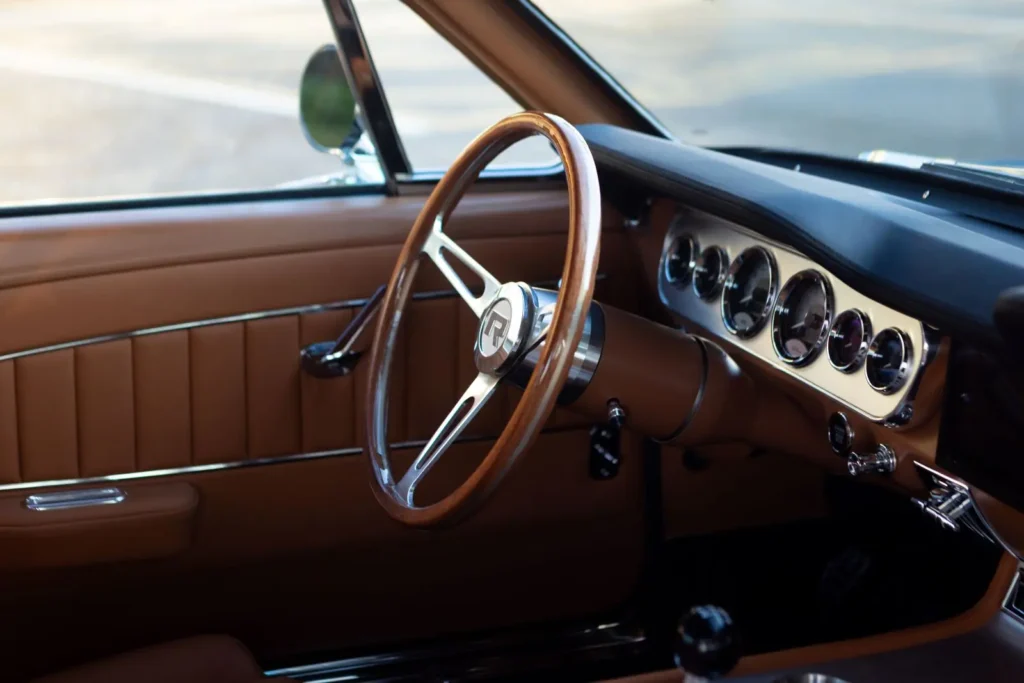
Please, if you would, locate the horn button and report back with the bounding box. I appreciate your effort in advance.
[474,282,533,374]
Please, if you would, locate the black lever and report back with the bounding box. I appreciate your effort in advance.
[301,285,385,379]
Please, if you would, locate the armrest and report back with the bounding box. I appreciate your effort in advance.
[0,481,197,568]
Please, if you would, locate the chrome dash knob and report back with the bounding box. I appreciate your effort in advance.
[847,444,897,477]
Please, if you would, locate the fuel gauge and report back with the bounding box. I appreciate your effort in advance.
[828,309,872,373]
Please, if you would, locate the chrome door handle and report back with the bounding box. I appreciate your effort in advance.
[24,487,127,511]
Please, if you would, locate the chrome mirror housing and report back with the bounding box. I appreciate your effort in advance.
[296,44,384,186]
[299,44,358,153]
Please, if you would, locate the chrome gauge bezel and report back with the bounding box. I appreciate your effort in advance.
[663,234,698,286]
[866,327,913,394]
[827,309,872,373]
[771,269,833,367]
[721,246,778,339]
[657,206,937,427]
[692,246,729,300]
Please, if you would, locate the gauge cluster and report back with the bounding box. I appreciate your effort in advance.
[658,208,936,425]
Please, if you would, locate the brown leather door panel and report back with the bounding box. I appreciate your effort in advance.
[0,189,645,680]
[0,191,634,484]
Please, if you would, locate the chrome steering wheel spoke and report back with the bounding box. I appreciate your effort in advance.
[395,371,500,505]
[422,216,502,317]
[364,111,601,527]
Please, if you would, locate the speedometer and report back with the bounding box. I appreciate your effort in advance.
[722,246,778,338]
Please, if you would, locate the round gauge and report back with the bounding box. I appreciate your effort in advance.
[664,234,698,285]
[722,247,778,338]
[692,246,728,300]
[866,328,913,394]
[771,270,833,366]
[827,309,872,373]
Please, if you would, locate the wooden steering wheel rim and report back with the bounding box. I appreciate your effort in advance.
[364,112,601,527]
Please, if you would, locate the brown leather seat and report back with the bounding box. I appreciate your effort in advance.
[31,635,290,683]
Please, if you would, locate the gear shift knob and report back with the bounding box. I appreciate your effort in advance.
[673,605,740,681]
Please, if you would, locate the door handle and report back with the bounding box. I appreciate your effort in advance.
[301,284,385,378]
[24,487,127,511]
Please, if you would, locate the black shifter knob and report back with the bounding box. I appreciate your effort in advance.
[673,605,740,680]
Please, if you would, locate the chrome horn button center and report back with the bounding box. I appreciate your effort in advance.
[474,282,532,374]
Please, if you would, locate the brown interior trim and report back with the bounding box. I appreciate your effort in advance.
[605,553,1018,683]
[402,0,640,129]
[0,192,581,291]
[732,551,1019,677]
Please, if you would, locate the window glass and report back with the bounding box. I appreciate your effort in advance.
[354,0,559,172]
[532,0,1024,162]
[0,0,370,206]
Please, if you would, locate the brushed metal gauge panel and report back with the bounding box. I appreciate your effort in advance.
[658,207,930,424]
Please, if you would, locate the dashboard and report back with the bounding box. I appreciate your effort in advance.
[657,206,937,427]
[576,122,1024,550]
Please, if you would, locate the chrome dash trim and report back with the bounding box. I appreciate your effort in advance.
[0,277,583,364]
[660,206,936,425]
[1003,565,1024,621]
[653,335,709,444]
[0,434,509,493]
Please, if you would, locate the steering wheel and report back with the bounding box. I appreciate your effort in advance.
[364,112,602,527]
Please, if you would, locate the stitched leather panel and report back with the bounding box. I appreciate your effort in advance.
[76,340,136,477]
[133,331,192,471]
[0,277,630,484]
[16,351,78,481]
[245,317,302,459]
[190,324,247,466]
[0,206,634,484]
[0,362,19,482]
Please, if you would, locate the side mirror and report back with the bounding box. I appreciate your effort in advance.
[299,44,359,154]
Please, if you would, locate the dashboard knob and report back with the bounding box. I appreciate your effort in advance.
[847,444,897,476]
[673,605,740,681]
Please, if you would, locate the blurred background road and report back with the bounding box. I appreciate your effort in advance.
[1,0,1023,205]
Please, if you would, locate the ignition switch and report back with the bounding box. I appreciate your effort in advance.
[589,399,625,480]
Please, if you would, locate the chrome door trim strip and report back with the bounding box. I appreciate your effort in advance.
[0,292,439,363]
[0,434,505,493]
[0,298,369,364]
[0,427,587,493]
[0,447,361,492]
[0,275,590,364]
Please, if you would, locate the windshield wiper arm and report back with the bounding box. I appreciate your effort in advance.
[918,162,1024,196]
[860,149,1024,197]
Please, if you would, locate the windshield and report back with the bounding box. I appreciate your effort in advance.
[531,0,1024,163]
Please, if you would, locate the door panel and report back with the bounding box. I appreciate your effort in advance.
[135,331,193,470]
[0,189,645,680]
